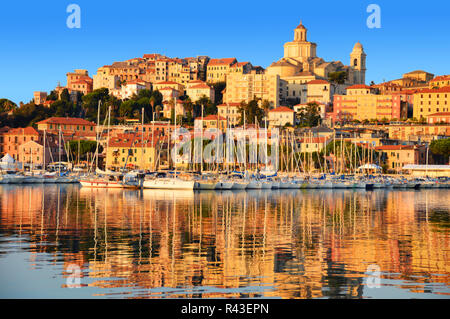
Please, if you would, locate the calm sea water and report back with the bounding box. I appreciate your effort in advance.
[0,184,448,299]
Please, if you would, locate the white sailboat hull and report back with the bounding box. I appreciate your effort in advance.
[143,178,195,190]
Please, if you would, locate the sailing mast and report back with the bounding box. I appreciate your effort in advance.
[95,100,101,173]
[174,98,177,179]
[141,107,144,171]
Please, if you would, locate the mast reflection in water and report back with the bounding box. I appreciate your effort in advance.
[0,184,448,299]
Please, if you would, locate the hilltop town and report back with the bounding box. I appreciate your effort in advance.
[1,21,449,176]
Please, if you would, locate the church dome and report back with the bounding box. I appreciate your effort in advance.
[353,41,364,50]
[296,21,306,30]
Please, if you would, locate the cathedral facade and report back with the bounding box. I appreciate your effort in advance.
[266,21,366,86]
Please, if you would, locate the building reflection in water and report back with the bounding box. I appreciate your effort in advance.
[0,185,448,298]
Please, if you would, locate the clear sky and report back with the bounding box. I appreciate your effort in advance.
[1,0,449,105]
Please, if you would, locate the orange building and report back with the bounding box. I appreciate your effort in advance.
[2,127,41,161]
[36,117,96,137]
[66,69,93,95]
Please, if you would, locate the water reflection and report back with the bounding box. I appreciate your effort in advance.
[0,185,449,298]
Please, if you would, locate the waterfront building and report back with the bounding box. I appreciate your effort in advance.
[2,127,41,161]
[36,117,97,140]
[105,133,158,171]
[375,144,427,173]
[402,164,450,177]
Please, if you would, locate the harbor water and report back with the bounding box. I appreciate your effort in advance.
[0,184,449,298]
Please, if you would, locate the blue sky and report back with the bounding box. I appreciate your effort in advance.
[1,0,449,104]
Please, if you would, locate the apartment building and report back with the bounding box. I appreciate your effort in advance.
[223,73,282,107]
[412,86,450,120]
[206,58,237,83]
[333,85,406,122]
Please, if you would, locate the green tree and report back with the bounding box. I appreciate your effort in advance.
[60,88,71,102]
[238,99,264,125]
[328,71,347,84]
[297,102,321,127]
[0,99,17,113]
[430,138,450,160]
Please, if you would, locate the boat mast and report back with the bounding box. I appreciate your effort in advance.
[95,100,101,173]
[43,129,46,174]
[106,105,111,171]
[141,107,144,171]
[174,98,177,179]
[200,104,204,173]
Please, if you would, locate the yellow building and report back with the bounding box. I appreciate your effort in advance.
[388,124,450,142]
[206,58,237,83]
[93,66,120,90]
[412,87,450,120]
[194,115,227,131]
[217,103,241,126]
[185,82,215,103]
[268,106,295,127]
[223,73,282,107]
[153,81,185,95]
[106,133,157,171]
[429,75,450,89]
[375,145,426,173]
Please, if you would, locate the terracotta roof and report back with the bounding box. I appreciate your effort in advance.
[188,83,211,89]
[269,106,295,113]
[347,84,372,90]
[307,80,329,85]
[208,58,237,66]
[37,117,96,126]
[195,114,226,121]
[430,75,450,82]
[124,80,147,85]
[375,145,416,151]
[230,62,250,68]
[427,112,450,117]
[415,86,450,94]
[5,127,39,135]
[299,137,328,143]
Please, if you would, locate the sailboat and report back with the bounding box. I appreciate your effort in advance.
[143,101,194,190]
